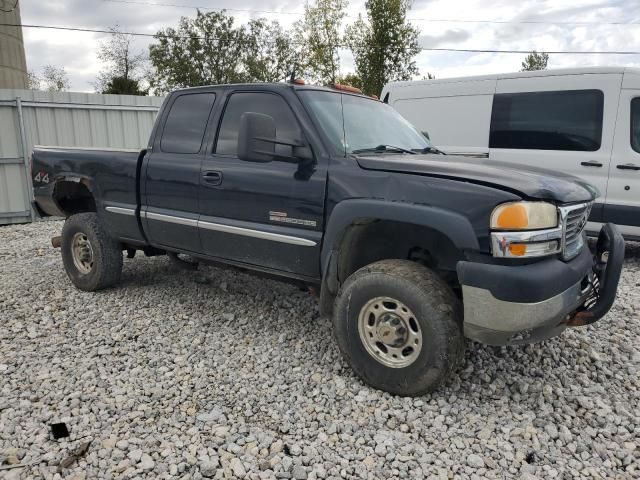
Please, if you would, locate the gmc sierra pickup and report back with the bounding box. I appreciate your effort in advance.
[32,82,625,396]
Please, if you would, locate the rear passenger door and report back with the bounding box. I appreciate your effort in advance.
[606,89,640,234]
[489,74,622,202]
[198,89,326,278]
[141,92,216,252]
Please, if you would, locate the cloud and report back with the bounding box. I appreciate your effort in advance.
[17,0,640,91]
[418,29,471,48]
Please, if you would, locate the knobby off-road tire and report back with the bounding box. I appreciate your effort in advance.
[61,213,123,291]
[333,259,464,396]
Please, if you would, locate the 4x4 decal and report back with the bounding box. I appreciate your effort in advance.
[34,171,49,184]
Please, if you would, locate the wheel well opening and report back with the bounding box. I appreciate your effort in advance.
[336,219,464,292]
[54,181,96,216]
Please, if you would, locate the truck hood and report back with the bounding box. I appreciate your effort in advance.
[355,154,598,204]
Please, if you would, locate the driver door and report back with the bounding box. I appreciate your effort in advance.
[198,90,326,278]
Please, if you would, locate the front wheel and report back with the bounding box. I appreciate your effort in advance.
[61,213,123,291]
[332,259,463,396]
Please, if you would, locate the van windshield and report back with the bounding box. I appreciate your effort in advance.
[298,90,434,155]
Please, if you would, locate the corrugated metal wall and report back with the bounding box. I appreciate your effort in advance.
[0,89,165,224]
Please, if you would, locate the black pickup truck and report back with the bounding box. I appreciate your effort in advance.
[32,82,625,396]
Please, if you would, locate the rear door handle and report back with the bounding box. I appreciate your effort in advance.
[580,161,603,167]
[202,170,223,186]
[617,163,640,171]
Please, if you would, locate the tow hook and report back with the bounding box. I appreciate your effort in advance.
[51,235,62,248]
[566,309,596,327]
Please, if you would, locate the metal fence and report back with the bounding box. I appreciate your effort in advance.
[0,89,164,225]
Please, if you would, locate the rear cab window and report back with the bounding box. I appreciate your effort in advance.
[490,90,604,151]
[160,93,216,154]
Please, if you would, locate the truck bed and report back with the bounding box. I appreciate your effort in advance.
[32,146,145,243]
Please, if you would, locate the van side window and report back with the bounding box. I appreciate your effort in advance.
[160,93,216,154]
[490,90,604,152]
[215,92,301,156]
[631,97,640,153]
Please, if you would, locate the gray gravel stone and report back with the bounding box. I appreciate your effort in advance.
[0,220,639,479]
[292,465,307,479]
[467,453,485,468]
[139,453,155,471]
[200,459,218,477]
[230,457,247,477]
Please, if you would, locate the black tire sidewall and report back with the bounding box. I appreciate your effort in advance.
[334,265,462,395]
[61,213,121,291]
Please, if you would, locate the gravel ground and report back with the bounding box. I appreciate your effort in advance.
[1,219,639,480]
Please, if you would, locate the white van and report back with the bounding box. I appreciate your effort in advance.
[381,67,640,240]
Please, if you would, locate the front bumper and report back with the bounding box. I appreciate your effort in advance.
[457,223,625,346]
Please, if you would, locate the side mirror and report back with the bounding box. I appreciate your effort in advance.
[421,130,431,141]
[237,112,314,163]
[238,112,277,163]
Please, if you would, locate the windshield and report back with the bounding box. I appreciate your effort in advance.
[299,90,432,155]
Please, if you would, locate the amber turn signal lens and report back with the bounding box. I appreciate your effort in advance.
[508,244,528,256]
[496,204,528,229]
[490,202,558,230]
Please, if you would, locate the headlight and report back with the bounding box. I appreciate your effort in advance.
[490,201,561,258]
[490,201,558,230]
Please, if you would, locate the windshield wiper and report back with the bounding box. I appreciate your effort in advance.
[413,146,446,155]
[352,144,417,155]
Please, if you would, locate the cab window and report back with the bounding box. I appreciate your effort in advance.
[160,93,216,154]
[215,92,301,156]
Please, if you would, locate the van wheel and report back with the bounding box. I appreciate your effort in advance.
[61,213,123,291]
[333,259,463,396]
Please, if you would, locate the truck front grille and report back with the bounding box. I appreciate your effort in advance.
[560,203,592,260]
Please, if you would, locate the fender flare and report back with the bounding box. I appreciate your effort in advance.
[320,199,479,277]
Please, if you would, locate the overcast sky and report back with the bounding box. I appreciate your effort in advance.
[17,0,640,93]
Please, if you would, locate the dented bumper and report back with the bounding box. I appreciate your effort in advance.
[457,223,624,346]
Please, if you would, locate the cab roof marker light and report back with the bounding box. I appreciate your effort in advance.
[331,83,363,94]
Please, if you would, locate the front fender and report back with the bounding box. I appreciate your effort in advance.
[320,199,480,276]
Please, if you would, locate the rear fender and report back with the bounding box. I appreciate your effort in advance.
[53,174,100,211]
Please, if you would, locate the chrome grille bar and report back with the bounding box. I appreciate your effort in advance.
[559,202,592,260]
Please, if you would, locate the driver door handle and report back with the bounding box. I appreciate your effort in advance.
[617,163,640,171]
[580,161,603,167]
[202,170,223,186]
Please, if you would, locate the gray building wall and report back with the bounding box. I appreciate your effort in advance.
[0,1,28,89]
[0,89,165,225]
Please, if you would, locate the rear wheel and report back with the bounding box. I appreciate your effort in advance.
[333,259,463,396]
[61,213,123,291]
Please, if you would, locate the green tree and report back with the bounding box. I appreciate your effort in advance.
[41,65,70,92]
[96,26,148,95]
[149,10,246,93]
[243,19,296,83]
[102,76,148,95]
[521,50,549,71]
[336,72,362,89]
[345,0,421,96]
[294,0,347,85]
[26,71,40,90]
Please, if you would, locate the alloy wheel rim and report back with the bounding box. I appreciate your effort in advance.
[357,296,422,368]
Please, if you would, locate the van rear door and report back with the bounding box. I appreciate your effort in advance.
[489,73,621,204]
